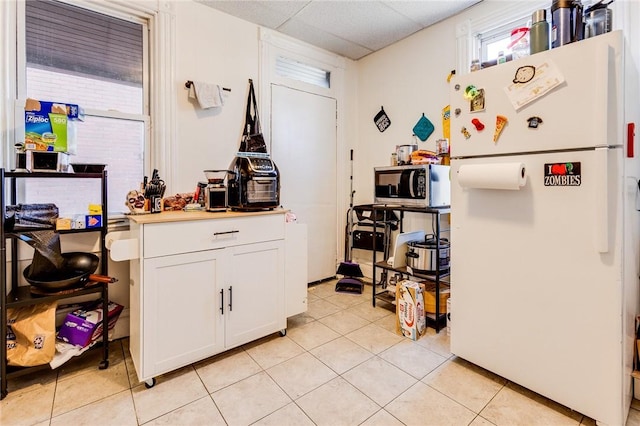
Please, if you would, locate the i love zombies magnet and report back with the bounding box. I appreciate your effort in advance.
[544,162,581,186]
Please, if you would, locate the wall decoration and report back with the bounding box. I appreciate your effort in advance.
[413,113,434,141]
[374,106,391,132]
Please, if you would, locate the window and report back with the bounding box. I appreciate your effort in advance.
[478,16,531,65]
[20,0,148,216]
[275,56,331,89]
[457,1,548,74]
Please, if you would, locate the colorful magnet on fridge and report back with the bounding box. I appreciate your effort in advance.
[513,65,536,84]
[447,70,456,83]
[464,85,479,100]
[454,108,461,117]
[461,127,471,139]
[493,115,508,143]
[471,118,485,131]
[470,89,485,113]
[527,116,543,128]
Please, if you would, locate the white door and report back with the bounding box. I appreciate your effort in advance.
[143,249,225,378]
[271,84,337,282]
[224,240,285,348]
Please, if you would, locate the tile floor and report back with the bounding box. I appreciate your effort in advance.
[2,279,640,426]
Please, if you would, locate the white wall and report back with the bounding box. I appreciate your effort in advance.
[172,1,262,192]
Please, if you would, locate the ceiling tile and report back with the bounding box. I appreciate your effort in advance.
[196,0,292,28]
[293,1,422,51]
[385,1,481,27]
[279,18,373,60]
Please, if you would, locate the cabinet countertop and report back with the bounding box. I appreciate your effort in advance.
[125,208,287,224]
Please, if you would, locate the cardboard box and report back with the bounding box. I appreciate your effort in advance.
[24,98,83,153]
[396,280,426,340]
[57,301,123,347]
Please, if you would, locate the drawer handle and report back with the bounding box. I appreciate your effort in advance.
[213,230,239,236]
[220,289,224,315]
[229,286,233,312]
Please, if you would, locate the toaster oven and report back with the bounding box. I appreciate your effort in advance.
[374,164,451,207]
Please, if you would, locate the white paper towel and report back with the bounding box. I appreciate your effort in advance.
[457,163,526,190]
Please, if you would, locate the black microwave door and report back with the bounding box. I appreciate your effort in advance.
[398,170,412,197]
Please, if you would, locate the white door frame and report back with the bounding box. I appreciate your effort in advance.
[259,28,348,270]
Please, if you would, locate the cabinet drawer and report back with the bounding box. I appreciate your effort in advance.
[142,214,284,258]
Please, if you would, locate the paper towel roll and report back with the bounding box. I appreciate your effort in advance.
[457,163,526,190]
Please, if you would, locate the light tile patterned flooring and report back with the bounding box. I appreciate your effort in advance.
[2,279,640,425]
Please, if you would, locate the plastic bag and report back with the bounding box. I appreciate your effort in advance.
[7,301,57,366]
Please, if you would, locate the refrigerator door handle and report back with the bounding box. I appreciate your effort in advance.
[594,41,609,147]
[594,147,609,253]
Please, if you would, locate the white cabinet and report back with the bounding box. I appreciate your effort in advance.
[224,241,284,348]
[124,211,289,383]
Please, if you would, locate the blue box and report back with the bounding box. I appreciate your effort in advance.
[85,214,102,228]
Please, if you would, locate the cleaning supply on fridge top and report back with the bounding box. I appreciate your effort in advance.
[530,9,550,54]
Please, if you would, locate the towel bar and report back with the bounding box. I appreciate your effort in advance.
[185,80,231,92]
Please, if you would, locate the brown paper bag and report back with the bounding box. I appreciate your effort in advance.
[7,301,57,366]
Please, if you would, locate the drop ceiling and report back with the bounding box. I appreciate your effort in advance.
[196,1,482,60]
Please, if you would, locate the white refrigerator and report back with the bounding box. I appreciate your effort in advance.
[450,30,639,425]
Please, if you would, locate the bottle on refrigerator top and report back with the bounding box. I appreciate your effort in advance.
[530,9,550,54]
[497,51,506,64]
[470,59,481,72]
[509,27,530,60]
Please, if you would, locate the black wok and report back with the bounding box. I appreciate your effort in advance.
[24,252,100,290]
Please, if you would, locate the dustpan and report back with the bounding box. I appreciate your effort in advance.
[335,261,364,294]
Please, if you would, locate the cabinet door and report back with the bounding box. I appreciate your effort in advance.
[143,249,225,378]
[224,240,285,349]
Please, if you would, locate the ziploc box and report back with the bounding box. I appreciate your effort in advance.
[57,301,124,347]
[396,280,426,340]
[24,98,84,153]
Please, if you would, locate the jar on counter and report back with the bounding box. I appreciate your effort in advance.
[497,51,506,64]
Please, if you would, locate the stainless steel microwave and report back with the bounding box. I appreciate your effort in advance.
[374,164,451,207]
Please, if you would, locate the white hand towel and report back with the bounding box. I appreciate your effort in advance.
[188,81,224,109]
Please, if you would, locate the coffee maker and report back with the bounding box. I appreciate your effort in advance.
[203,170,231,212]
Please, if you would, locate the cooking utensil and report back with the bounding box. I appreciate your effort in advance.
[396,144,418,165]
[405,235,451,274]
[23,252,100,290]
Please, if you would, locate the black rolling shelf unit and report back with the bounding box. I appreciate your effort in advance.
[0,168,110,399]
[371,204,451,333]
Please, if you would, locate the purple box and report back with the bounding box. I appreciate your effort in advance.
[57,301,123,347]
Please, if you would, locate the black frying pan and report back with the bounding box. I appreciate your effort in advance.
[23,252,101,290]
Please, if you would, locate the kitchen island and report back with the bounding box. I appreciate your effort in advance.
[113,209,304,387]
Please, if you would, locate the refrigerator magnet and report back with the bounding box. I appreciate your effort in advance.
[470,89,485,113]
[461,126,471,139]
[493,115,508,143]
[471,118,485,131]
[527,116,543,128]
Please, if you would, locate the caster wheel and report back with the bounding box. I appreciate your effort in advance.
[279,329,287,337]
[145,378,156,389]
[99,360,109,370]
